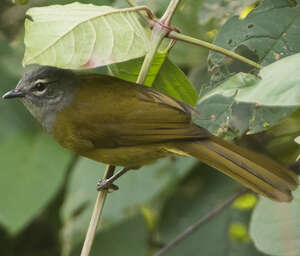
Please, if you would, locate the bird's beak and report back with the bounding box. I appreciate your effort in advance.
[2,89,25,99]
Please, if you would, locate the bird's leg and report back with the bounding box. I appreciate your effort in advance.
[97,167,131,192]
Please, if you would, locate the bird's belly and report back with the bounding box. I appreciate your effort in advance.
[82,144,172,168]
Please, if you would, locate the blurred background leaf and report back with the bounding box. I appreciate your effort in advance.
[250,186,300,256]
[0,131,73,234]
[0,37,73,236]
[61,156,197,253]
[155,165,264,256]
[70,214,149,256]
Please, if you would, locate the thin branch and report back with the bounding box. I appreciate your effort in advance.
[155,188,249,256]
[168,31,262,69]
[80,165,116,256]
[160,0,181,25]
[125,0,155,26]
[137,0,181,84]
[136,26,166,84]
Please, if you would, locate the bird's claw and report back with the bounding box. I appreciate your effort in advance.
[97,179,119,192]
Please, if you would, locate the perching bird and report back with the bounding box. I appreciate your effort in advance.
[3,66,298,202]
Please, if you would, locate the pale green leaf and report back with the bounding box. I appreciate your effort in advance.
[250,184,300,256]
[23,3,150,68]
[0,132,72,234]
[194,54,300,138]
[236,53,300,106]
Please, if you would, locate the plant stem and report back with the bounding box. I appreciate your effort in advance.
[168,31,262,69]
[80,165,116,256]
[125,1,155,26]
[155,189,249,256]
[136,26,167,84]
[160,0,181,25]
[137,0,181,84]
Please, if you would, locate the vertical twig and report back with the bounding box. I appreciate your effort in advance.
[160,0,181,25]
[136,26,166,84]
[136,0,183,84]
[80,165,115,256]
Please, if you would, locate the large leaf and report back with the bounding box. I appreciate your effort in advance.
[23,3,150,68]
[109,54,198,106]
[194,54,300,138]
[61,156,197,250]
[208,0,300,90]
[195,0,300,139]
[235,53,300,106]
[0,131,72,234]
[250,184,300,256]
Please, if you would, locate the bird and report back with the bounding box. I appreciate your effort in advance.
[3,66,298,202]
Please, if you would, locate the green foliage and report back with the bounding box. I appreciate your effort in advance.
[109,53,198,105]
[250,188,300,256]
[194,53,300,138]
[235,53,300,106]
[12,0,29,5]
[61,157,197,250]
[0,132,72,234]
[157,167,263,256]
[0,38,73,235]
[0,0,299,256]
[71,214,149,256]
[23,3,150,68]
[208,0,300,88]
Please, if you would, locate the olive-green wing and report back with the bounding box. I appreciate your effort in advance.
[65,74,209,148]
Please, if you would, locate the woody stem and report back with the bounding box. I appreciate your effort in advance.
[80,165,116,256]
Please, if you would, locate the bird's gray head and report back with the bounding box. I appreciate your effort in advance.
[2,66,78,131]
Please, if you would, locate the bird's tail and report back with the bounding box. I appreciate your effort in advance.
[172,136,298,202]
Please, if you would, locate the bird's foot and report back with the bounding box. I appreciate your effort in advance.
[96,167,131,192]
[97,179,119,192]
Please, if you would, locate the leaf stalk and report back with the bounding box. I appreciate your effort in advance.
[168,31,262,69]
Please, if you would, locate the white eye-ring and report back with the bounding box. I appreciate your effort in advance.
[32,82,47,96]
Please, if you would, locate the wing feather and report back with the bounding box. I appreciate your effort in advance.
[55,74,209,149]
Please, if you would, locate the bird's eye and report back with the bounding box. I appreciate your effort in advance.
[35,82,46,92]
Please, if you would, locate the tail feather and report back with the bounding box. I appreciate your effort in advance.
[172,136,298,202]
